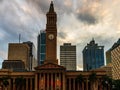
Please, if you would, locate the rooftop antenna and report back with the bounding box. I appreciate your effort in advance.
[19,34,21,43]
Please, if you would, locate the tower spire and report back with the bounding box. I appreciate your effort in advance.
[45,1,58,64]
[49,1,54,12]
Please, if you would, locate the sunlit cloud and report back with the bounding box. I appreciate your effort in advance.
[0,0,120,69]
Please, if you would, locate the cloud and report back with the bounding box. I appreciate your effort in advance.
[75,0,102,25]
[0,0,120,70]
[27,0,50,14]
[58,32,67,39]
[77,12,97,25]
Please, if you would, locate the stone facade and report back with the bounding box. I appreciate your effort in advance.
[0,66,108,90]
[111,45,120,79]
[2,60,25,71]
[8,43,30,70]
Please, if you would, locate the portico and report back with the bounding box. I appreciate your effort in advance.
[35,63,66,90]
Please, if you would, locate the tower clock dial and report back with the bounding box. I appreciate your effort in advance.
[48,34,54,40]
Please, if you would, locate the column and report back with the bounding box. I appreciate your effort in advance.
[47,73,49,90]
[77,81,79,90]
[63,73,65,90]
[51,73,53,90]
[35,74,38,90]
[0,81,1,90]
[43,73,45,90]
[13,78,15,90]
[59,73,61,90]
[95,80,98,90]
[99,78,102,90]
[30,78,32,90]
[69,78,71,90]
[39,74,41,90]
[8,79,11,90]
[26,78,28,90]
[82,82,84,90]
[86,78,88,90]
[73,78,75,90]
[55,73,57,90]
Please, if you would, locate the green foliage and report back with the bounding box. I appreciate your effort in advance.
[0,76,10,87]
[102,75,112,87]
[15,76,25,87]
[88,72,97,82]
[2,80,9,87]
[112,79,120,90]
[76,74,84,83]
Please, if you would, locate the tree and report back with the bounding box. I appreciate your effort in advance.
[88,72,97,82]
[15,76,25,90]
[112,79,120,90]
[102,75,112,90]
[88,72,97,90]
[76,74,84,90]
[0,76,10,90]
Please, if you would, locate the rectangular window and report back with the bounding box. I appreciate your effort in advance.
[40,54,45,60]
[41,33,46,44]
[40,45,46,53]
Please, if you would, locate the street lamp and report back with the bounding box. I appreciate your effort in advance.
[105,81,108,90]
[112,84,115,90]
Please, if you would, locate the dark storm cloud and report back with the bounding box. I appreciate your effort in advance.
[28,0,73,14]
[0,0,41,58]
[28,0,49,13]
[58,32,67,39]
[94,35,116,49]
[0,0,119,69]
[77,12,97,25]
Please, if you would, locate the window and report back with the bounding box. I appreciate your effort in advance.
[40,45,46,53]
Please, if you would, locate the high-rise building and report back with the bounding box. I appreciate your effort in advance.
[106,49,112,65]
[111,38,120,79]
[8,43,30,70]
[23,41,37,71]
[6,42,37,71]
[37,30,46,65]
[60,43,76,70]
[83,39,104,71]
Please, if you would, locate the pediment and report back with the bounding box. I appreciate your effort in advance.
[34,63,66,70]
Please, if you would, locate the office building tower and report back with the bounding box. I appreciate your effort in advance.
[5,42,37,71]
[60,43,76,70]
[37,30,46,65]
[83,39,104,71]
[7,43,30,70]
[111,38,120,79]
[23,41,37,71]
[106,49,112,65]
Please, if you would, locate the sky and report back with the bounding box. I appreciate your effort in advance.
[0,0,120,70]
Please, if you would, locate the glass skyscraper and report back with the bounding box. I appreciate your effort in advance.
[82,39,104,71]
[37,30,46,65]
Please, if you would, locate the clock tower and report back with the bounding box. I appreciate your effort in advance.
[44,1,58,64]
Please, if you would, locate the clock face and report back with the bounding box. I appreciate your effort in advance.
[48,34,54,40]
